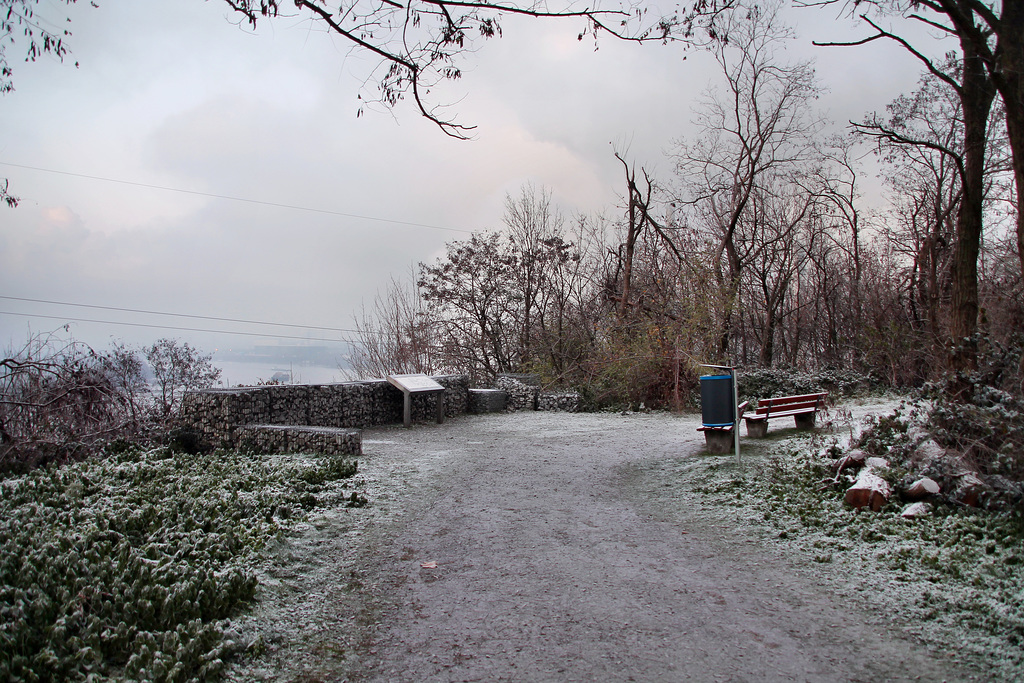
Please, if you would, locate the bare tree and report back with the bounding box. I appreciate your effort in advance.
[740,182,817,366]
[2,0,94,207]
[223,0,737,137]
[419,231,520,381]
[868,68,967,353]
[610,151,686,321]
[1,331,124,471]
[672,0,825,357]
[858,56,1017,384]
[417,188,586,383]
[531,216,597,382]
[1,0,85,95]
[145,339,221,419]
[99,341,150,433]
[807,0,1024,381]
[348,271,439,378]
[812,0,1022,279]
[502,184,566,365]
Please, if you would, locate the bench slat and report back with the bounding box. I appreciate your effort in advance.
[755,400,822,416]
[754,392,827,420]
[756,392,827,406]
[747,407,817,422]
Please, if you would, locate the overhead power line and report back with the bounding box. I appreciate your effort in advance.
[0,295,355,333]
[0,161,474,235]
[0,310,353,343]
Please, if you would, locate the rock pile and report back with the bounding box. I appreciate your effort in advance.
[830,431,1023,515]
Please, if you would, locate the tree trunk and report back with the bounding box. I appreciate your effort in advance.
[719,240,743,356]
[993,0,1024,273]
[845,466,892,511]
[948,38,996,382]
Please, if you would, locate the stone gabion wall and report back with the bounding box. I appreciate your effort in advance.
[436,375,470,416]
[493,374,582,413]
[182,375,470,450]
[537,392,581,412]
[181,388,271,450]
[497,374,540,412]
[356,381,404,426]
[237,424,362,456]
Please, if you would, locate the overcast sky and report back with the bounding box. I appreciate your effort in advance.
[0,0,940,371]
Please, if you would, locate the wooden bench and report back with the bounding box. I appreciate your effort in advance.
[744,392,828,437]
[697,400,749,453]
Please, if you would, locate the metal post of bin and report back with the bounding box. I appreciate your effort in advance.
[701,364,740,465]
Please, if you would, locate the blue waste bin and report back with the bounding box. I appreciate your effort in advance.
[700,374,735,427]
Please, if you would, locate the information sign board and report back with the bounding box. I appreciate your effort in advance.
[387,374,445,393]
[387,374,446,427]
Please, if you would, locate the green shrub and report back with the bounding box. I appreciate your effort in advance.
[928,383,1024,480]
[166,427,204,455]
[854,404,912,455]
[0,447,360,681]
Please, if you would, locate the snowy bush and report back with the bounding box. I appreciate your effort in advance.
[1,334,129,474]
[930,384,1024,480]
[737,367,874,404]
[923,335,1024,481]
[0,445,361,681]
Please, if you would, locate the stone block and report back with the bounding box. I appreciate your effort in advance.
[469,388,508,414]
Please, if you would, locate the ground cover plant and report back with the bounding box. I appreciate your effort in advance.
[661,410,1024,681]
[0,444,364,681]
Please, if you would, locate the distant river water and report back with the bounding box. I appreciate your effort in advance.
[212,360,353,387]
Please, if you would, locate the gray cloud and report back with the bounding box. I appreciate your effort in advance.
[1,0,945,358]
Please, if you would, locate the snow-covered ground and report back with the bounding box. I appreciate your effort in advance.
[224,397,1015,681]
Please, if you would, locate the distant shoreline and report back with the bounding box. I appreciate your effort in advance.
[212,358,352,387]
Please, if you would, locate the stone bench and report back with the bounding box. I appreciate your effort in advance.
[468,388,508,414]
[238,424,362,456]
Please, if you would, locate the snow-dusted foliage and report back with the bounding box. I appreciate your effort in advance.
[737,367,876,404]
[0,444,361,681]
[929,384,1024,481]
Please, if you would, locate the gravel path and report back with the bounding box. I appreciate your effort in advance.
[229,405,969,682]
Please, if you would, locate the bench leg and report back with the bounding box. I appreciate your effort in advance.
[704,430,733,454]
[746,419,768,438]
[794,412,816,430]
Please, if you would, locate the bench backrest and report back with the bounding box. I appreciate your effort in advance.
[755,392,828,416]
